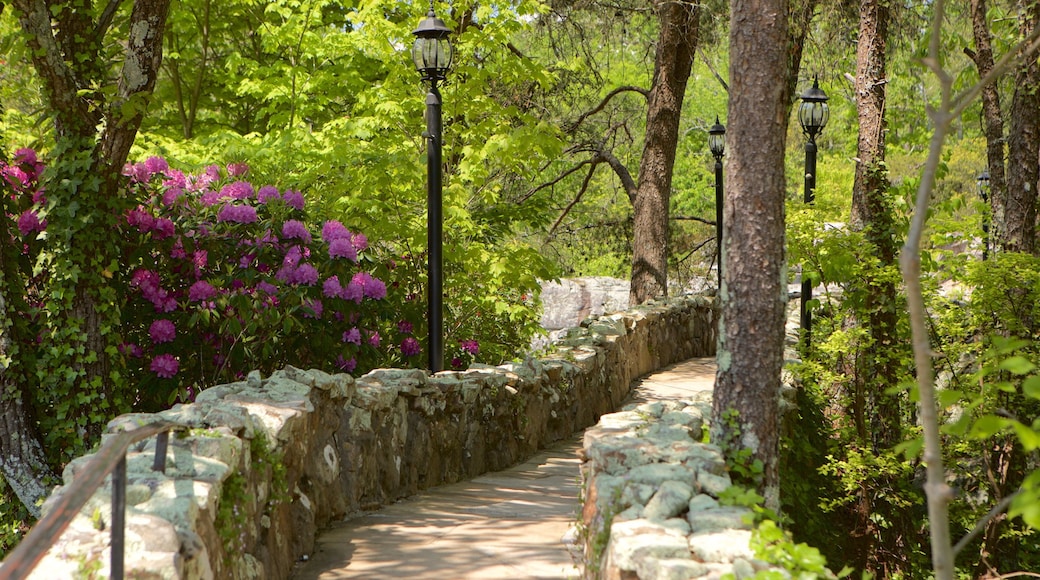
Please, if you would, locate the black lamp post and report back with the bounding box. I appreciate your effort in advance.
[708,116,726,291]
[413,2,453,372]
[798,76,829,350]
[977,171,990,261]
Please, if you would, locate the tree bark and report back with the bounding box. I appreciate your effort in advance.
[9,0,171,477]
[968,0,1007,250]
[1001,0,1040,255]
[846,0,913,572]
[712,0,791,509]
[629,0,699,305]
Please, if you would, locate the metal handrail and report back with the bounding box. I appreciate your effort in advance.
[0,420,180,580]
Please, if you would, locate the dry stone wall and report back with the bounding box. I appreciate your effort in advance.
[24,295,715,579]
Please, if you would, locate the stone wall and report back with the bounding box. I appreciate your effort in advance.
[577,302,806,580]
[25,295,715,579]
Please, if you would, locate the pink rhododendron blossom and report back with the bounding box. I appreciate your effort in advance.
[343,281,363,303]
[351,232,368,251]
[321,220,350,241]
[3,165,28,188]
[189,280,217,302]
[460,339,480,355]
[363,277,386,300]
[216,204,258,224]
[200,190,225,206]
[343,327,361,345]
[149,319,176,344]
[144,156,169,175]
[257,281,278,295]
[283,245,304,267]
[398,320,413,334]
[328,238,357,261]
[281,219,311,242]
[257,185,280,204]
[336,355,357,373]
[150,354,179,378]
[323,276,343,298]
[303,299,323,319]
[153,218,175,239]
[282,190,304,210]
[367,331,380,347]
[227,162,249,177]
[401,337,421,356]
[292,263,319,286]
[162,187,184,206]
[17,210,44,236]
[221,181,253,200]
[14,148,38,166]
[163,170,187,189]
[126,208,155,231]
[451,357,464,369]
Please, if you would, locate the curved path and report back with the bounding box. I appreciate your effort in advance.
[290,357,717,579]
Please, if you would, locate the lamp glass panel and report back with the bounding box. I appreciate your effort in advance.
[708,133,724,157]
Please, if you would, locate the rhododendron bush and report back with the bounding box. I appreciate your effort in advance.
[2,150,503,412]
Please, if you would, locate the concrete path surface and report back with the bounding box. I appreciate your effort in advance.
[290,357,717,580]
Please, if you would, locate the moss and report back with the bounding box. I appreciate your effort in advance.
[214,431,288,564]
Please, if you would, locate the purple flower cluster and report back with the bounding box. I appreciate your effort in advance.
[101,154,430,390]
[217,204,259,224]
[150,354,179,378]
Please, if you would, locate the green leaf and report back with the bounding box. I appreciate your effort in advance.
[968,415,1009,439]
[894,437,924,459]
[1011,422,1040,451]
[999,355,1036,375]
[1024,375,1040,400]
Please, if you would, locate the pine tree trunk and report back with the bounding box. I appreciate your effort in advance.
[629,0,699,305]
[712,0,791,509]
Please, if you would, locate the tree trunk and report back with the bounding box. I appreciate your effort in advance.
[0,169,54,518]
[712,0,790,509]
[12,0,171,463]
[846,0,914,572]
[968,0,1007,250]
[1001,0,1040,255]
[629,0,699,305]
[850,0,901,450]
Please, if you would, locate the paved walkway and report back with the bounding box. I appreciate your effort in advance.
[290,357,717,580]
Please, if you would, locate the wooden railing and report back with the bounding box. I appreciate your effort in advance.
[0,421,182,580]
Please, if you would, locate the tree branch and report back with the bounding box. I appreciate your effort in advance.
[567,85,649,133]
[12,0,98,134]
[518,157,598,204]
[94,0,122,44]
[598,147,638,203]
[696,45,729,92]
[673,215,715,226]
[952,490,1019,557]
[549,157,602,236]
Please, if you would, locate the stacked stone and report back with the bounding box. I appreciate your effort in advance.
[19,295,717,579]
[579,394,779,580]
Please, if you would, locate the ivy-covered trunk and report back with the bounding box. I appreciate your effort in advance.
[629,0,698,305]
[11,0,171,470]
[845,0,915,573]
[712,0,791,510]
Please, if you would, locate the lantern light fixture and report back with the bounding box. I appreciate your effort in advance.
[411,2,454,83]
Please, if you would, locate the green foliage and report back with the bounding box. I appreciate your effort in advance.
[716,409,765,487]
[745,520,850,580]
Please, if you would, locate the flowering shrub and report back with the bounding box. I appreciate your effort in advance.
[115,157,434,407]
[2,150,512,413]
